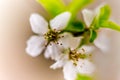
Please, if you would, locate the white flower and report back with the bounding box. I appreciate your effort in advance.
[82,5,111,52]
[63,60,94,80]
[50,47,95,80]
[26,12,71,59]
[26,12,82,60]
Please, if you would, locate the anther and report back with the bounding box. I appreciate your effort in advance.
[60,43,62,45]
[82,48,85,52]
[45,44,48,47]
[56,42,59,44]
[53,29,56,31]
[61,36,64,37]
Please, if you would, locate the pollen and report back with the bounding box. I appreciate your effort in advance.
[68,48,88,66]
[44,29,63,45]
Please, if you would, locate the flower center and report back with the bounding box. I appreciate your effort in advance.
[44,29,63,44]
[68,48,88,66]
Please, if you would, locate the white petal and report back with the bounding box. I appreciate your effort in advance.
[82,9,95,27]
[77,59,95,75]
[94,29,111,52]
[50,60,64,69]
[26,36,46,57]
[50,12,71,30]
[63,62,78,80]
[58,33,82,49]
[50,54,68,69]
[44,43,63,60]
[30,13,48,34]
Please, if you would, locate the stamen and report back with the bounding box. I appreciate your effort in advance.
[45,43,48,47]
[56,42,59,44]
[82,48,85,52]
[68,48,89,65]
[60,43,62,45]
[73,62,77,66]
[45,45,47,47]
[43,29,62,44]
[53,29,56,31]
[61,36,64,38]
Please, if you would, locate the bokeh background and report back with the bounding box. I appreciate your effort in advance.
[0,0,120,80]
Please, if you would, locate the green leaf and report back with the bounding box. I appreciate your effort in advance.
[64,21,85,33]
[89,29,97,43]
[77,29,97,48]
[98,5,111,24]
[67,0,93,18]
[101,21,120,31]
[94,5,120,32]
[76,74,93,80]
[90,16,99,29]
[37,0,66,17]
[93,4,111,29]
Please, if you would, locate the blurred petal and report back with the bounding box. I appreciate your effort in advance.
[50,12,71,30]
[63,62,78,80]
[26,36,46,57]
[44,43,63,60]
[82,9,95,27]
[30,13,48,34]
[58,33,82,49]
[50,60,64,69]
[50,54,68,69]
[94,29,111,52]
[77,59,95,74]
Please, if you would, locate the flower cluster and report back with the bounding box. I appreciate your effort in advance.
[26,0,120,80]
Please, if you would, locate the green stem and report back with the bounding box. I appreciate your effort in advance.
[67,0,93,19]
[37,0,66,17]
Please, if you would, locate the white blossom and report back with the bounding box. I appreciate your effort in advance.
[82,5,111,52]
[26,12,72,60]
[26,11,83,62]
[50,46,95,80]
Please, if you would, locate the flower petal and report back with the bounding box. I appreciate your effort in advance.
[50,12,71,30]
[63,62,78,80]
[50,60,64,69]
[82,9,95,27]
[30,13,48,34]
[44,43,63,60]
[26,36,46,57]
[77,59,95,75]
[58,33,82,49]
[94,29,111,52]
[50,54,68,69]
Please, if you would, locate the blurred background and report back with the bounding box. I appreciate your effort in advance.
[0,0,120,80]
